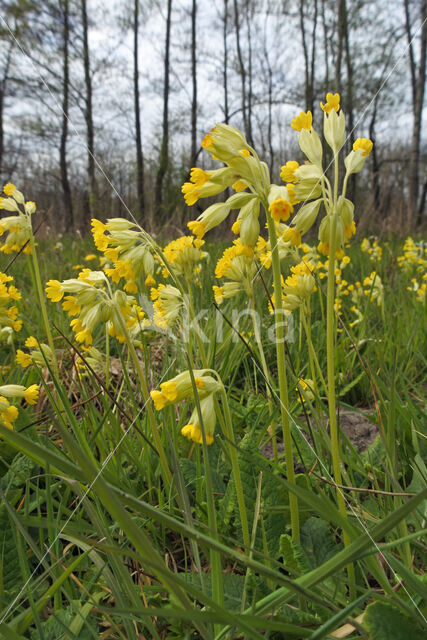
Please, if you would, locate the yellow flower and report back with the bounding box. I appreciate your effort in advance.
[24,384,39,405]
[45,280,64,302]
[280,161,300,183]
[320,92,340,114]
[25,336,38,348]
[85,254,97,261]
[16,350,32,368]
[3,183,16,196]
[268,198,293,223]
[353,138,373,157]
[150,390,167,410]
[212,285,224,304]
[283,227,302,247]
[291,110,312,132]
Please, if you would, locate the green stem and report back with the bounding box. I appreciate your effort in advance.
[220,386,251,551]
[29,231,59,379]
[327,152,355,597]
[265,205,299,542]
[248,292,277,463]
[116,310,172,490]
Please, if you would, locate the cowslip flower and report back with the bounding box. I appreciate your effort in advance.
[0,383,39,405]
[344,138,373,175]
[151,370,222,445]
[0,396,19,429]
[291,110,312,131]
[90,218,156,293]
[320,92,340,114]
[16,336,54,369]
[280,161,300,183]
[46,270,149,345]
[0,272,23,337]
[0,184,36,255]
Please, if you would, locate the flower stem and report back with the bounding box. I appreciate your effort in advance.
[327,152,355,597]
[265,205,299,542]
[117,311,172,490]
[248,292,277,463]
[29,231,59,380]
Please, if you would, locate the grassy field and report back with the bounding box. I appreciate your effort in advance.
[0,225,425,639]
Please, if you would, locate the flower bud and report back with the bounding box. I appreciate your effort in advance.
[323,109,345,152]
[292,198,322,234]
[298,128,323,167]
[344,150,366,175]
[240,213,260,247]
[293,178,322,201]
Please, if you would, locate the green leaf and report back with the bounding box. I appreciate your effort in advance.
[280,534,311,576]
[364,601,422,640]
[1,454,36,491]
[0,504,20,596]
[406,454,427,525]
[301,517,341,568]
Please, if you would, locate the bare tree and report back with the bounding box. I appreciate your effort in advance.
[60,0,73,231]
[299,0,318,114]
[222,0,229,123]
[81,0,96,224]
[190,0,197,167]
[404,0,426,224]
[155,0,172,216]
[134,0,144,220]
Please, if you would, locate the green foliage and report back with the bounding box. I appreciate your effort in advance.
[364,600,423,640]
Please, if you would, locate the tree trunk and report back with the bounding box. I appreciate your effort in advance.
[404,0,427,224]
[300,0,318,114]
[155,0,172,217]
[61,0,73,232]
[223,0,229,123]
[0,41,13,182]
[233,0,248,139]
[134,0,145,220]
[244,0,254,146]
[336,0,345,93]
[190,0,197,167]
[369,93,380,212]
[321,0,329,88]
[81,0,96,226]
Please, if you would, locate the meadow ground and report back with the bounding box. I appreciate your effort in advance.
[0,225,425,639]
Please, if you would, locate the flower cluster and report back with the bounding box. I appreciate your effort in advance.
[397,237,426,275]
[150,284,183,330]
[278,261,317,311]
[91,218,156,293]
[150,370,222,445]
[16,336,54,369]
[280,93,373,254]
[162,235,208,280]
[213,239,257,304]
[361,237,383,263]
[407,277,426,304]
[46,270,149,346]
[0,184,36,255]
[0,383,39,431]
[0,271,22,342]
[184,123,271,254]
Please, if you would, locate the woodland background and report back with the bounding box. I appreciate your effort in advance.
[0,0,425,234]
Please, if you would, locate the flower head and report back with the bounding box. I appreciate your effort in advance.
[291,110,312,132]
[320,92,340,114]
